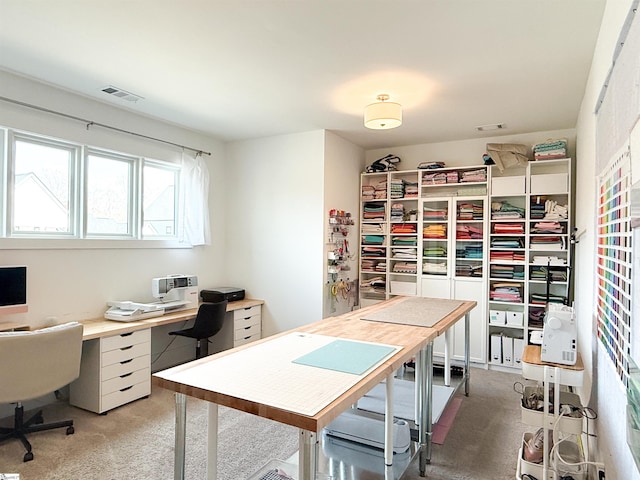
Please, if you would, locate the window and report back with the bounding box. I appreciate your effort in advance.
[86,150,135,237]
[11,134,77,236]
[1,129,185,245]
[143,162,178,238]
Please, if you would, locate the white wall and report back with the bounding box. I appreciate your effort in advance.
[323,131,365,317]
[0,70,228,368]
[225,131,326,336]
[575,1,640,478]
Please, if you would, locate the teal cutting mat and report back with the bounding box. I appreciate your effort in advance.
[292,339,398,375]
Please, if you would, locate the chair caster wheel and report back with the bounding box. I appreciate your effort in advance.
[24,451,34,462]
[66,426,74,435]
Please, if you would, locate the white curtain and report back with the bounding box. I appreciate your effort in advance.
[179,151,210,246]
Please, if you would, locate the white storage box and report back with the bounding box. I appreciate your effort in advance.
[390,281,416,296]
[520,432,586,480]
[491,175,526,196]
[489,309,506,324]
[506,311,524,327]
[530,173,568,194]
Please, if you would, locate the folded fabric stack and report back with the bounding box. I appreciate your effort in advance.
[390,179,405,199]
[361,246,385,257]
[423,262,447,275]
[392,236,417,246]
[375,261,387,272]
[417,161,445,169]
[446,171,459,183]
[360,276,386,295]
[423,246,447,257]
[362,184,375,201]
[490,265,524,280]
[404,181,418,198]
[374,180,387,199]
[361,223,384,234]
[460,168,487,183]
[393,262,417,274]
[456,224,483,239]
[423,206,447,220]
[392,248,417,259]
[391,223,416,234]
[363,202,385,220]
[530,266,568,281]
[531,221,564,234]
[422,171,448,185]
[530,292,567,304]
[493,223,525,234]
[362,235,384,245]
[529,309,545,328]
[492,201,525,219]
[491,237,524,248]
[457,202,483,220]
[543,200,568,220]
[490,251,526,262]
[423,224,447,239]
[456,264,483,277]
[490,283,523,303]
[532,255,566,266]
[530,236,565,250]
[533,139,567,161]
[390,203,404,222]
[361,259,381,272]
[457,242,483,259]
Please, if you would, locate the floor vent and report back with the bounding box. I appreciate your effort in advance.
[100,85,144,103]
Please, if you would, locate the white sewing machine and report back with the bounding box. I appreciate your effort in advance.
[541,303,577,365]
[151,274,199,311]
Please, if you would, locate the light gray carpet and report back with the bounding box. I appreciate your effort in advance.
[0,367,527,480]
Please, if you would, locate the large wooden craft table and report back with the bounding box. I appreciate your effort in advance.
[153,295,476,480]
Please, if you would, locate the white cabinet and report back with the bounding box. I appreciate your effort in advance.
[70,329,151,414]
[233,304,262,347]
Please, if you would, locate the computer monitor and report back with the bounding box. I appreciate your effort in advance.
[0,265,28,315]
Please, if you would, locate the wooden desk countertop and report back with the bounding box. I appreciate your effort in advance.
[0,321,30,332]
[153,296,476,432]
[522,344,584,371]
[80,298,264,341]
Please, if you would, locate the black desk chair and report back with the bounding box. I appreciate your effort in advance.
[169,300,227,359]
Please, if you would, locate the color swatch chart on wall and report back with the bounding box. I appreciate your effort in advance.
[597,144,632,386]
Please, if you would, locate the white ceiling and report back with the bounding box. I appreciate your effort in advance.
[0,0,606,150]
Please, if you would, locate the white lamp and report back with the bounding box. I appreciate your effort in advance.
[364,94,402,130]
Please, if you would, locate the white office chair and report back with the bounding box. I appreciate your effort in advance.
[0,322,83,462]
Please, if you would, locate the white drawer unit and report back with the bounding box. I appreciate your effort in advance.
[233,304,261,347]
[70,329,151,414]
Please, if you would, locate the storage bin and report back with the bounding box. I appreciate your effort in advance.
[390,281,417,296]
[520,387,583,434]
[530,173,568,194]
[489,309,506,324]
[491,175,526,196]
[506,311,524,327]
[520,432,586,480]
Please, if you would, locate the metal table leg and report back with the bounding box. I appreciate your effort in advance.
[464,312,470,396]
[299,429,317,480]
[207,403,219,480]
[418,342,434,476]
[385,373,394,467]
[174,393,187,480]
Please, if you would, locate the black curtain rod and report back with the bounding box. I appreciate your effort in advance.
[0,95,211,156]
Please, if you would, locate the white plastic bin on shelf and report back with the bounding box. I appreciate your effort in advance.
[520,386,584,434]
[530,173,568,194]
[489,309,506,324]
[491,176,526,196]
[506,311,524,327]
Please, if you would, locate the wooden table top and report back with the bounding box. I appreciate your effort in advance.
[522,344,584,371]
[153,296,476,432]
[79,298,264,341]
[0,321,30,332]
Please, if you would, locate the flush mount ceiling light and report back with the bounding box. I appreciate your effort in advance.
[476,123,505,132]
[364,94,402,130]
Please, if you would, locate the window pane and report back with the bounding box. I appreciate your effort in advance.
[86,153,131,235]
[13,139,72,234]
[143,164,176,237]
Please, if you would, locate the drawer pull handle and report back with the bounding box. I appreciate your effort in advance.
[120,386,133,392]
[120,359,133,365]
[244,336,251,340]
[244,326,251,330]
[120,332,133,337]
[244,317,251,320]
[120,372,133,378]
[120,346,133,351]
[244,307,251,310]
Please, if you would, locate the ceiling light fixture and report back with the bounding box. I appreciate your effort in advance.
[364,94,402,130]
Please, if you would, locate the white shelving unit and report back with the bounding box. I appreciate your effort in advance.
[488,159,573,371]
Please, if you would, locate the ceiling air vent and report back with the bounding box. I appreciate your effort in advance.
[100,85,144,103]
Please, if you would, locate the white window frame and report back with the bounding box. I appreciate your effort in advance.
[142,159,180,240]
